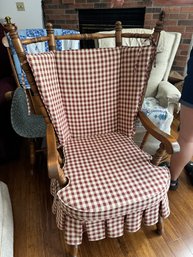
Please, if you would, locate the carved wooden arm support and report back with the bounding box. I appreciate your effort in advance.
[46,123,68,187]
[138,111,180,155]
[138,111,180,165]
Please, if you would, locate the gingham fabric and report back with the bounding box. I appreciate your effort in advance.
[27,47,154,144]
[27,51,71,145]
[27,46,170,246]
[55,48,120,138]
[50,133,170,245]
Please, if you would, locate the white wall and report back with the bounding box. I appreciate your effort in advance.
[0,0,43,28]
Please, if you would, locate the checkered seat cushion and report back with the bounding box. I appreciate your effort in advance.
[51,133,170,245]
[27,46,170,245]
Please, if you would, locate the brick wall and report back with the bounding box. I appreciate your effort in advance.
[42,0,193,74]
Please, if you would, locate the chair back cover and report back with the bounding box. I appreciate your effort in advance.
[27,46,155,145]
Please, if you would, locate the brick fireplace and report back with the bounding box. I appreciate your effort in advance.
[78,7,145,48]
[78,8,145,33]
[42,0,193,74]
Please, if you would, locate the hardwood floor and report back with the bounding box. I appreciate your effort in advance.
[1,124,193,257]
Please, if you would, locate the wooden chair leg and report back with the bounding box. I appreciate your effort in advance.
[151,142,166,166]
[159,151,169,164]
[156,215,164,235]
[67,245,79,257]
[29,139,36,173]
[140,131,150,149]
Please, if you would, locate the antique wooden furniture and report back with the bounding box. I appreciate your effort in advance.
[4,18,180,257]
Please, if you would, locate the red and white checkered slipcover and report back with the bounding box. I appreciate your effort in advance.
[27,46,170,245]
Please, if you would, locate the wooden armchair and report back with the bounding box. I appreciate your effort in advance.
[4,18,179,257]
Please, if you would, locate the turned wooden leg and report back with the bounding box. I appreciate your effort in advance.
[156,215,164,235]
[159,151,169,164]
[29,139,36,173]
[140,131,149,150]
[67,245,79,257]
[151,143,166,166]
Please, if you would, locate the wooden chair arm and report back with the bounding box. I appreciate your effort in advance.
[46,123,68,187]
[138,111,180,155]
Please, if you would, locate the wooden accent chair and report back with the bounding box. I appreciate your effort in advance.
[4,18,180,257]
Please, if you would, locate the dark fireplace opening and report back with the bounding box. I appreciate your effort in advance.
[78,7,146,48]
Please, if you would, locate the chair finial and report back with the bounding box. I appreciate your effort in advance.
[154,10,165,33]
[115,21,122,47]
[5,16,11,24]
[159,10,165,23]
[3,16,17,33]
[46,22,53,31]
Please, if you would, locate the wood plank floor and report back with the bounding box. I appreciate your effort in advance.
[1,122,193,257]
